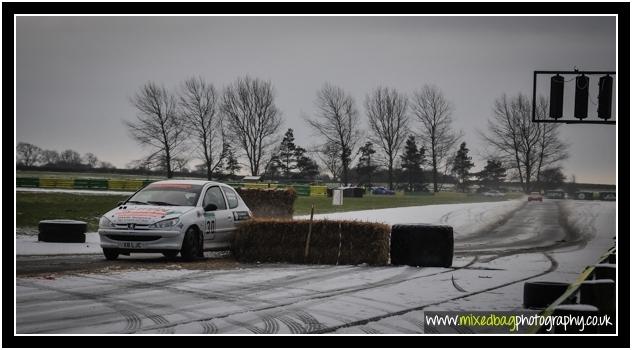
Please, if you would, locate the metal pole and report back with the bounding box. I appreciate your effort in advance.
[304,204,314,260]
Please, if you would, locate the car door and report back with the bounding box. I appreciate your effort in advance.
[201,186,233,246]
[220,186,242,240]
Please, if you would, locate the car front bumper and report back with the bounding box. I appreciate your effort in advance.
[98,229,184,251]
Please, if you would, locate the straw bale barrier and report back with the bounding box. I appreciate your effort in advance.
[233,219,390,265]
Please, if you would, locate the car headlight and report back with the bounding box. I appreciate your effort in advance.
[148,217,180,229]
[99,216,115,228]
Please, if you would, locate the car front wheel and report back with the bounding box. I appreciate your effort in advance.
[180,227,201,261]
[162,251,179,259]
[103,248,119,260]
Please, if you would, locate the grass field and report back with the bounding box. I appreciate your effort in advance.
[293,192,523,216]
[16,191,523,231]
[16,192,129,231]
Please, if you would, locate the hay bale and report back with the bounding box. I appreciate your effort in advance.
[232,219,390,265]
[236,188,297,219]
[390,224,453,267]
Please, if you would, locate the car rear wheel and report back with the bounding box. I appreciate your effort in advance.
[103,248,119,260]
[180,227,201,261]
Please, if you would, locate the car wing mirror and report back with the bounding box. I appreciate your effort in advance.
[204,203,218,212]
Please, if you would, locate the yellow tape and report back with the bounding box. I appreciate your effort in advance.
[527,246,616,333]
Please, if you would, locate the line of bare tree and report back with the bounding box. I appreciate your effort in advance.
[123,76,569,193]
[16,142,114,170]
[126,76,281,179]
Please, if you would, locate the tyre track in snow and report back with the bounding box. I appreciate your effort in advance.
[131,256,480,333]
[17,280,160,333]
[314,253,558,334]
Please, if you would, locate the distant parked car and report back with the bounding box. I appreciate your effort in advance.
[527,192,543,202]
[599,191,616,201]
[575,191,594,200]
[372,187,395,195]
[482,190,505,197]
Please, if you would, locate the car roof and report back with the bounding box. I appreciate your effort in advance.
[149,179,229,187]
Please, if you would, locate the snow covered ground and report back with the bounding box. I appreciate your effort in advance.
[295,199,525,239]
[16,232,103,256]
[16,199,522,256]
[16,199,616,334]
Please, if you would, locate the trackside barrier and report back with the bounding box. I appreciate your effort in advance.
[107,179,144,191]
[39,178,74,189]
[292,185,311,196]
[73,178,109,190]
[16,177,39,188]
[527,246,616,334]
[244,183,277,190]
[16,178,324,196]
[310,186,327,197]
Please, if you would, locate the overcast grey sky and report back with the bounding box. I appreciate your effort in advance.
[16,16,617,184]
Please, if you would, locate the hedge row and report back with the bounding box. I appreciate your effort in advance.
[232,219,390,265]
[235,188,297,219]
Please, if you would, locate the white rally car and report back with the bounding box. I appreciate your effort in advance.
[98,180,252,260]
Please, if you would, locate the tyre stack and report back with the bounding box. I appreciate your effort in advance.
[38,220,87,243]
[390,224,453,267]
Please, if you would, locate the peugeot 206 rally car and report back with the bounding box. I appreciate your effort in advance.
[98,180,252,260]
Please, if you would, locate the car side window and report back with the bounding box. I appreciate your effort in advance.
[202,186,227,210]
[222,187,239,209]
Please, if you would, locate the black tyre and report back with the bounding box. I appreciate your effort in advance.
[180,227,201,261]
[162,251,179,259]
[38,219,87,243]
[103,248,119,260]
[523,281,570,309]
[390,224,453,267]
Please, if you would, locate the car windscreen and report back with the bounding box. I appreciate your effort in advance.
[126,183,203,207]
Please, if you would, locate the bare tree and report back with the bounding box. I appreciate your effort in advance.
[59,149,82,165]
[83,152,98,168]
[533,97,569,185]
[171,157,190,173]
[365,86,409,190]
[306,83,361,186]
[40,149,60,166]
[126,82,186,178]
[481,93,569,193]
[411,85,461,192]
[16,142,41,166]
[316,143,343,182]
[179,77,226,180]
[220,76,282,176]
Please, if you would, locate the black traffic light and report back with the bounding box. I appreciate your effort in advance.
[598,75,613,120]
[574,75,589,120]
[549,75,564,119]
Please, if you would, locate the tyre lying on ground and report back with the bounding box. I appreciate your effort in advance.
[38,219,87,243]
[390,224,453,267]
[523,281,571,309]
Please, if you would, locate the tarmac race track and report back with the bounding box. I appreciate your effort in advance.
[15,200,608,334]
